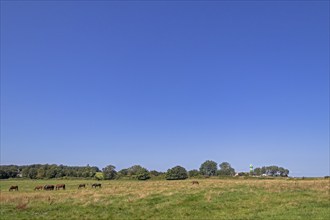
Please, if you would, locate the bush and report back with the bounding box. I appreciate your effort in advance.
[151,174,166,180]
[166,166,188,180]
[95,172,104,180]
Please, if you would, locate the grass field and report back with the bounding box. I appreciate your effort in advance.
[0,178,329,219]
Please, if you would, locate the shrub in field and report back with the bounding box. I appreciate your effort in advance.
[151,174,166,180]
[166,166,188,180]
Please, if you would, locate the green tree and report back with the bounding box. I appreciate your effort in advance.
[36,167,46,179]
[45,167,57,178]
[118,169,129,178]
[254,165,290,177]
[21,167,29,178]
[268,166,279,176]
[188,169,200,177]
[95,172,104,180]
[278,167,289,177]
[150,170,163,176]
[28,168,38,179]
[127,165,144,176]
[283,169,289,177]
[166,166,188,180]
[55,169,65,178]
[253,167,262,176]
[217,162,235,176]
[0,170,9,179]
[102,165,117,180]
[136,168,150,180]
[199,160,218,176]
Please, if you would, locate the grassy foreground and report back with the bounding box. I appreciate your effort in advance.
[0,178,329,219]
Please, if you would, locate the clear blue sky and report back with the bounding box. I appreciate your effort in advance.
[1,0,329,177]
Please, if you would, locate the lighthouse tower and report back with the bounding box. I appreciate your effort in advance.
[249,164,253,174]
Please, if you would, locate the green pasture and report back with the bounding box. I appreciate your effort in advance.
[0,178,329,219]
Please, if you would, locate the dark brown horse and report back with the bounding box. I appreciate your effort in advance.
[9,185,18,191]
[78,184,86,189]
[92,183,101,188]
[44,185,55,190]
[55,184,65,190]
[192,181,199,185]
[34,185,43,190]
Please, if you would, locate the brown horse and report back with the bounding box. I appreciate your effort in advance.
[92,183,101,188]
[9,185,18,191]
[78,184,86,189]
[44,185,55,190]
[192,181,199,185]
[34,185,43,190]
[55,184,65,190]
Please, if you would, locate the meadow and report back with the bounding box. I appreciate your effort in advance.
[0,178,329,219]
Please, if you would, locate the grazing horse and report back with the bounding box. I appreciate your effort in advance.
[34,186,43,191]
[192,181,199,185]
[92,183,101,188]
[9,185,18,191]
[55,184,65,190]
[44,185,55,191]
[78,184,86,189]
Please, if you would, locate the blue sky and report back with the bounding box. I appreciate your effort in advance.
[1,0,329,177]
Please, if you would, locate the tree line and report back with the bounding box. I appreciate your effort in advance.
[253,166,289,177]
[0,161,290,180]
[0,164,99,179]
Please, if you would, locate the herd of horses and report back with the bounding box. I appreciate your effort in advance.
[8,183,103,191]
[8,181,199,192]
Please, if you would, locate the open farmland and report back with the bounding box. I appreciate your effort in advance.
[0,178,329,219]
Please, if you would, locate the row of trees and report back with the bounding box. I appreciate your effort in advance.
[0,164,100,179]
[102,165,152,180]
[253,166,289,177]
[199,160,236,176]
[101,161,235,180]
[0,162,290,180]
